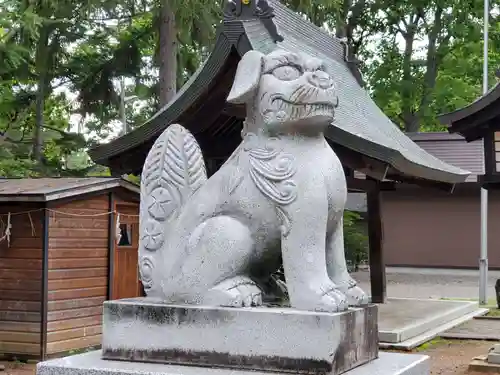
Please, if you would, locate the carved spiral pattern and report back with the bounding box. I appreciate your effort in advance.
[139,256,154,290]
[278,180,297,201]
[246,139,298,206]
[141,219,164,251]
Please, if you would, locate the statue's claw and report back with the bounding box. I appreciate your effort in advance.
[293,281,348,313]
[332,277,369,307]
[318,284,348,312]
[345,285,370,306]
[204,276,263,308]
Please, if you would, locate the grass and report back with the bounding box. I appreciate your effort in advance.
[67,346,99,356]
[486,308,500,317]
[415,337,452,352]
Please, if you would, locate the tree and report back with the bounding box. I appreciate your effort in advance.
[365,0,500,132]
[286,0,500,133]
[155,0,221,106]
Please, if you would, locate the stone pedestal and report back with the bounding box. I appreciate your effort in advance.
[36,350,430,375]
[488,344,500,364]
[102,298,378,374]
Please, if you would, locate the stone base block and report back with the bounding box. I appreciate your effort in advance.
[489,353,500,365]
[101,298,378,374]
[470,355,500,373]
[36,351,429,375]
[488,344,500,364]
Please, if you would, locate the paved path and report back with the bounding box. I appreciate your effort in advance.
[352,267,500,301]
[441,318,500,340]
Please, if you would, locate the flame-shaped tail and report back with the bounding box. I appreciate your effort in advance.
[138,124,207,294]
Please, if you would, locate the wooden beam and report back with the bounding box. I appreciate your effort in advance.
[346,177,375,192]
[107,192,116,300]
[366,179,386,304]
[346,177,395,192]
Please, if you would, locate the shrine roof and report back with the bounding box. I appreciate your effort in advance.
[88,0,470,187]
[439,82,500,141]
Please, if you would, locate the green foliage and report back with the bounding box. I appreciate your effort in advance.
[363,0,500,132]
[344,211,369,272]
[124,174,141,185]
[0,0,499,177]
[0,0,222,176]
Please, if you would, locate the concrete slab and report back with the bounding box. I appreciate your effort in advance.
[379,308,489,350]
[441,318,500,340]
[378,298,478,343]
[36,350,430,375]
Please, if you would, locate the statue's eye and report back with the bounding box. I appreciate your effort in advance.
[272,65,302,81]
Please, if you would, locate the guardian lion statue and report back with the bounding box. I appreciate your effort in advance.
[138,49,369,312]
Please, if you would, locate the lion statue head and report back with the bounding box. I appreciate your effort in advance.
[227,49,338,136]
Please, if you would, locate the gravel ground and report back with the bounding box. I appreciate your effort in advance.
[0,362,35,375]
[353,267,500,301]
[415,339,494,375]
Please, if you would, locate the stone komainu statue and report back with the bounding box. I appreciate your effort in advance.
[138,49,369,312]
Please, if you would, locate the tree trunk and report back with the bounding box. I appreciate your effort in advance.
[34,76,46,165]
[33,28,50,169]
[417,6,444,123]
[401,26,417,132]
[158,0,177,107]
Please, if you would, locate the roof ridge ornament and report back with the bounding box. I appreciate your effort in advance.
[223,0,284,43]
[339,37,364,87]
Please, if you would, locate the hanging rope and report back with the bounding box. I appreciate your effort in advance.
[27,212,36,237]
[0,208,139,246]
[115,213,122,243]
[0,208,139,218]
[0,212,12,246]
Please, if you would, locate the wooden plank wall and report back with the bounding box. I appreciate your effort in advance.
[46,195,110,355]
[0,204,43,357]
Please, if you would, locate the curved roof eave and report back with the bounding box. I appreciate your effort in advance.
[88,32,234,165]
[325,127,469,184]
[439,82,500,126]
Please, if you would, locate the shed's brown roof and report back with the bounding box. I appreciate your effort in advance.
[407,132,484,182]
[0,177,139,202]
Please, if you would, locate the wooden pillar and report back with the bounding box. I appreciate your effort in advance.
[40,203,49,360]
[367,181,386,303]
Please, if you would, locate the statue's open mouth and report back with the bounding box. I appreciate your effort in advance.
[272,97,336,119]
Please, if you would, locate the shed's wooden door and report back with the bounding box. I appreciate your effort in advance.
[111,203,142,299]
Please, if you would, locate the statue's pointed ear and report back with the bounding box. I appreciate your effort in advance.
[227,50,264,104]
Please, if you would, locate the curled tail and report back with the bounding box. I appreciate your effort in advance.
[138,123,207,294]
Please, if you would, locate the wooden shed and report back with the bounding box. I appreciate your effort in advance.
[0,177,142,360]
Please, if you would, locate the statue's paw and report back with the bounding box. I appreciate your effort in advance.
[320,285,349,312]
[298,282,348,313]
[205,276,262,308]
[345,285,370,306]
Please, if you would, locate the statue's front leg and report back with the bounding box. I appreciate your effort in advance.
[326,216,369,306]
[279,191,348,312]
